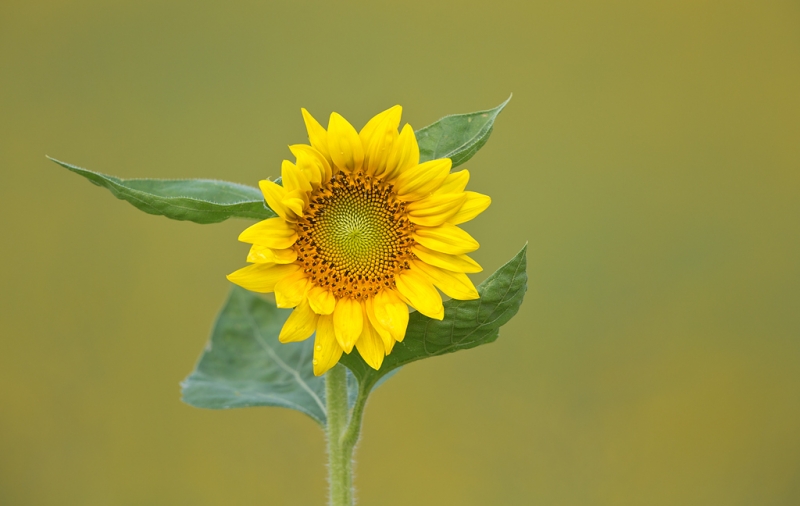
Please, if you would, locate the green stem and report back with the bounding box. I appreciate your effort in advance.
[341,382,370,453]
[325,366,373,506]
[326,365,353,506]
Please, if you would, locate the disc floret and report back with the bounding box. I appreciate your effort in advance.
[295,171,415,301]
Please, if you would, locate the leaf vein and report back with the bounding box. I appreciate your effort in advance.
[240,297,326,417]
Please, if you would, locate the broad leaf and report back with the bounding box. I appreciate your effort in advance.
[340,244,528,391]
[415,95,511,168]
[181,287,328,425]
[50,99,509,223]
[48,157,274,224]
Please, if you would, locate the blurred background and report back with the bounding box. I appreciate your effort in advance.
[2,1,799,504]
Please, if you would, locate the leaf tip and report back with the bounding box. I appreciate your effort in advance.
[483,94,512,119]
[46,155,76,171]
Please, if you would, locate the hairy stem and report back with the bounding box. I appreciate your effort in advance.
[341,381,370,454]
[326,365,353,506]
[326,367,374,506]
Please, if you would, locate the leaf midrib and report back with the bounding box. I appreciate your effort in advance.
[241,296,326,418]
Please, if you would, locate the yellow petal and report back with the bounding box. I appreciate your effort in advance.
[359,105,401,176]
[394,158,451,201]
[307,285,336,315]
[371,289,409,342]
[226,263,300,293]
[282,192,306,218]
[364,296,392,344]
[246,244,298,264]
[383,124,419,181]
[281,160,312,195]
[301,108,331,162]
[278,299,318,343]
[384,336,395,354]
[297,158,322,188]
[413,223,479,255]
[448,191,492,225]
[293,150,322,187]
[290,144,333,183]
[274,269,311,308]
[313,314,343,376]
[435,169,470,194]
[394,268,444,320]
[258,179,289,220]
[327,112,364,172]
[365,297,399,354]
[412,244,482,273]
[238,217,297,249]
[407,192,467,227]
[355,314,386,370]
[413,259,479,300]
[333,297,362,353]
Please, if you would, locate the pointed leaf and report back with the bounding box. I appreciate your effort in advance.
[414,95,511,168]
[339,244,527,391]
[49,157,274,224]
[181,287,328,425]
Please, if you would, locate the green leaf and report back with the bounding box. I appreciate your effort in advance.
[415,95,511,168]
[49,98,509,223]
[48,157,274,224]
[339,243,528,391]
[181,287,328,425]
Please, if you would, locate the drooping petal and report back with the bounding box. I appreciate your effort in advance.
[448,191,492,225]
[307,285,336,315]
[258,180,290,220]
[246,244,298,264]
[333,297,363,353]
[301,108,331,162]
[371,289,409,342]
[365,296,392,344]
[412,244,482,273]
[394,158,451,201]
[359,105,401,176]
[327,112,364,172]
[274,269,311,308]
[413,223,479,255]
[238,217,297,249]
[413,259,479,300]
[355,313,386,370]
[313,314,343,376]
[407,192,468,227]
[383,124,419,181]
[435,169,470,194]
[394,268,444,320]
[227,263,300,293]
[278,299,318,343]
[383,335,395,354]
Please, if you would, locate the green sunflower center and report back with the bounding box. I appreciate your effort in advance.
[294,171,414,299]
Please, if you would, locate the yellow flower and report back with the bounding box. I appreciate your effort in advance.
[227,106,491,375]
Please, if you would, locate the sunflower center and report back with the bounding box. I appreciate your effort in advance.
[294,171,414,300]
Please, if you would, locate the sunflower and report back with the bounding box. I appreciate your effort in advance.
[227,106,491,375]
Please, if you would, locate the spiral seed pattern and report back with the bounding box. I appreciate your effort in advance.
[294,170,415,300]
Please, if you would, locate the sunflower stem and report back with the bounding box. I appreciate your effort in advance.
[341,381,370,454]
[326,364,354,506]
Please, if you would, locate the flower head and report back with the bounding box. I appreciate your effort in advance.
[227,106,491,375]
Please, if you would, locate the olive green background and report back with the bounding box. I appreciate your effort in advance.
[2,1,799,504]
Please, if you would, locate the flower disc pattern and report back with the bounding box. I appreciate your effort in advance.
[227,106,491,375]
[296,171,415,301]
